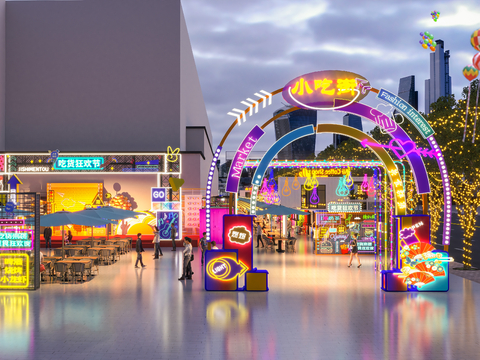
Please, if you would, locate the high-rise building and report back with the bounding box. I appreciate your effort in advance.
[273,106,317,160]
[398,75,418,110]
[425,39,452,113]
[333,113,363,148]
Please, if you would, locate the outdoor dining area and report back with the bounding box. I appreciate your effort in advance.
[40,207,140,284]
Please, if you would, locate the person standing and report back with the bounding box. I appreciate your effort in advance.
[67,230,73,244]
[152,225,163,259]
[178,237,192,280]
[256,222,265,248]
[200,232,207,265]
[347,232,361,268]
[170,222,177,251]
[135,233,146,268]
[43,226,52,249]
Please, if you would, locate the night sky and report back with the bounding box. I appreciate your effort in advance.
[182,0,480,159]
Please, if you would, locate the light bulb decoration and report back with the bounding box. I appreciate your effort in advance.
[310,185,320,205]
[292,173,301,190]
[335,177,349,197]
[267,168,277,191]
[304,171,315,191]
[344,168,354,188]
[282,177,291,197]
[361,174,369,192]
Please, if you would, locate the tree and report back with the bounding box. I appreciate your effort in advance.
[426,79,480,269]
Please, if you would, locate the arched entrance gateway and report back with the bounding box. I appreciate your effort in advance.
[204,70,452,292]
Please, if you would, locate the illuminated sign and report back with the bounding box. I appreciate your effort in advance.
[205,250,241,291]
[318,214,341,224]
[54,157,104,171]
[282,70,370,110]
[151,188,167,203]
[206,257,248,281]
[395,215,430,268]
[360,139,436,159]
[228,226,251,245]
[327,202,362,213]
[157,211,180,240]
[226,125,265,193]
[0,254,29,289]
[0,219,25,226]
[0,230,33,250]
[377,89,434,139]
[223,215,254,272]
[298,168,348,178]
[185,195,202,228]
[17,166,50,172]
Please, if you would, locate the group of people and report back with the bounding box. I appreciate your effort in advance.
[134,228,219,280]
[43,227,73,247]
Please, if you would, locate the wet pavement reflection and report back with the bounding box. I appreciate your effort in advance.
[0,237,479,359]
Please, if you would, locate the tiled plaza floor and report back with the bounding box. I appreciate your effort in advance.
[1,237,480,360]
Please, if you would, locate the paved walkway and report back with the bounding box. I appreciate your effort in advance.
[1,239,479,359]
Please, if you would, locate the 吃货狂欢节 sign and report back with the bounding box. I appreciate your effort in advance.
[53,157,104,171]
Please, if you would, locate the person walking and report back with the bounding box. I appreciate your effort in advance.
[170,222,177,251]
[347,232,361,268]
[256,222,264,248]
[135,233,146,268]
[152,225,163,259]
[178,237,192,280]
[67,230,73,244]
[43,226,52,249]
[200,232,207,265]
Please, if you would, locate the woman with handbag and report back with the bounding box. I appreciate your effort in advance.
[347,232,361,268]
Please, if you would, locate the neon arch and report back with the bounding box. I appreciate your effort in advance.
[249,124,407,216]
[205,72,451,246]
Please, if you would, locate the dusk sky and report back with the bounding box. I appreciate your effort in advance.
[182,0,480,162]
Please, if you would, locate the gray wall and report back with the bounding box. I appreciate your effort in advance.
[6,0,182,152]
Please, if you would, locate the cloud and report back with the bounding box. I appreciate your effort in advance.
[182,0,480,158]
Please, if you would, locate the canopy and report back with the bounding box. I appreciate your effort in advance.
[40,211,117,227]
[255,205,307,216]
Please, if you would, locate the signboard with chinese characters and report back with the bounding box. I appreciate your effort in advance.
[54,157,104,171]
[223,215,254,273]
[184,195,202,228]
[0,254,29,289]
[0,230,34,251]
[327,202,362,213]
[282,70,370,110]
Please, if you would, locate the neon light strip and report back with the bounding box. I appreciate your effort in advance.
[428,136,451,245]
[250,125,316,215]
[205,146,223,241]
[0,229,34,251]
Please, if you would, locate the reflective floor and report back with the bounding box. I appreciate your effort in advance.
[1,237,480,360]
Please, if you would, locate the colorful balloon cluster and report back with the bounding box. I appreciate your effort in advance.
[462,28,480,144]
[431,11,440,22]
[419,31,436,51]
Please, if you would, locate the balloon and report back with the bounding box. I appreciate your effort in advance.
[471,29,480,51]
[424,39,429,44]
[425,31,430,36]
[420,32,424,36]
[419,40,424,45]
[422,44,428,49]
[430,46,436,51]
[429,34,434,39]
[473,53,480,71]
[463,65,479,82]
[432,41,437,47]
[429,39,432,44]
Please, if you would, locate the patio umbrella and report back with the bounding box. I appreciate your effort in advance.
[41,211,117,258]
[74,208,137,243]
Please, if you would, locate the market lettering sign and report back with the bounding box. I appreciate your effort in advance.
[327,202,362,213]
[226,125,265,193]
[0,254,29,288]
[0,230,34,250]
[282,70,371,110]
[377,89,434,139]
[54,157,104,171]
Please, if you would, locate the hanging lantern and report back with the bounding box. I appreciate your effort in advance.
[336,177,349,197]
[282,177,291,197]
[310,185,320,205]
[292,173,301,190]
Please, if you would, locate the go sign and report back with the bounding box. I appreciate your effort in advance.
[151,188,167,202]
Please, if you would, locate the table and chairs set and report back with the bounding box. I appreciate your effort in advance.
[41,236,132,284]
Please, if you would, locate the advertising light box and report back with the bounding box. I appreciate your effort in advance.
[205,250,246,291]
[223,215,254,273]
